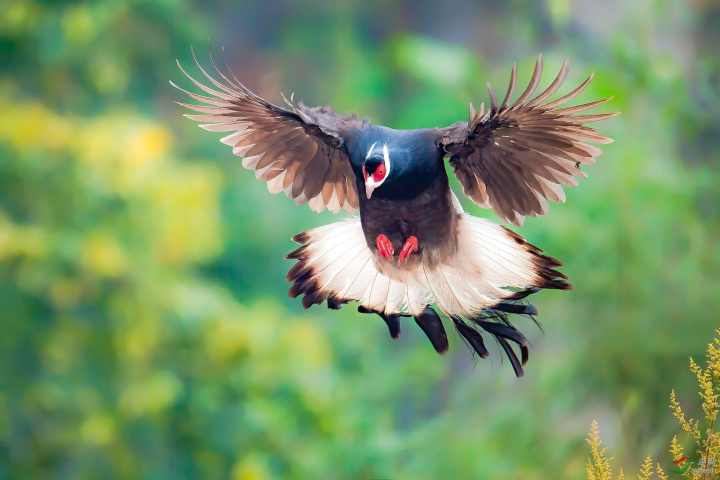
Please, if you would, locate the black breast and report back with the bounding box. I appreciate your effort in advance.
[358,167,458,255]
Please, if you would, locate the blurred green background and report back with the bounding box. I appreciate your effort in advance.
[1,0,719,478]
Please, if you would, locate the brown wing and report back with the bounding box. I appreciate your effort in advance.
[172,48,360,214]
[437,54,618,226]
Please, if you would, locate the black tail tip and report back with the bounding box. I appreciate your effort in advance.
[454,318,489,359]
[414,306,449,355]
[290,232,309,244]
[491,302,538,316]
[327,297,346,310]
[455,311,537,378]
[385,314,401,340]
[357,307,402,340]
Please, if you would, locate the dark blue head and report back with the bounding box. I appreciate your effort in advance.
[352,126,443,199]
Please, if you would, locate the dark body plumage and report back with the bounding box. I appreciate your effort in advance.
[359,173,457,262]
[173,49,617,377]
[344,126,458,261]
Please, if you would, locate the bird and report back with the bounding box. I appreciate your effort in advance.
[172,47,617,377]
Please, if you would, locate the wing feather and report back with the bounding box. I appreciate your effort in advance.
[439,56,617,225]
[173,48,361,213]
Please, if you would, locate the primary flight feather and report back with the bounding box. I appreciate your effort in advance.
[173,48,617,377]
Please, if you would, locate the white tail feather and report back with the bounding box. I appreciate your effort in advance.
[288,210,567,318]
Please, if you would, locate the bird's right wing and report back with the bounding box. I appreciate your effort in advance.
[172,48,361,213]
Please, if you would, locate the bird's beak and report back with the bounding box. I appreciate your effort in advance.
[365,179,377,199]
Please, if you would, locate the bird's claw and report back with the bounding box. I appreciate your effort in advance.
[398,236,419,262]
[376,234,395,260]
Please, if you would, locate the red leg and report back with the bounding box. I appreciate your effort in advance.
[398,236,419,262]
[376,234,395,260]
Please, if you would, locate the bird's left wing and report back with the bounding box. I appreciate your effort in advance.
[436,55,618,226]
[172,48,360,213]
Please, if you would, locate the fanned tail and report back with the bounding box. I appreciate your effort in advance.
[285,212,570,377]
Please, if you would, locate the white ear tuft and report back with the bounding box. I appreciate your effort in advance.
[382,144,391,175]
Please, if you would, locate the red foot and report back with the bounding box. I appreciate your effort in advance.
[376,234,395,259]
[398,236,419,262]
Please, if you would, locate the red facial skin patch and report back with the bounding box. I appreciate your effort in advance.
[363,164,387,183]
[372,165,386,182]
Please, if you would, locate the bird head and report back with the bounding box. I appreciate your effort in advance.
[362,143,391,199]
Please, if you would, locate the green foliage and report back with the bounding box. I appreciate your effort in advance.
[1,0,719,479]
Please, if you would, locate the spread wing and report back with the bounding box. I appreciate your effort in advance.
[437,54,618,226]
[172,48,360,214]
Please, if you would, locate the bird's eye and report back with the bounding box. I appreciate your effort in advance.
[374,166,386,182]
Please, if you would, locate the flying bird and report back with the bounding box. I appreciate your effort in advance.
[172,48,617,377]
